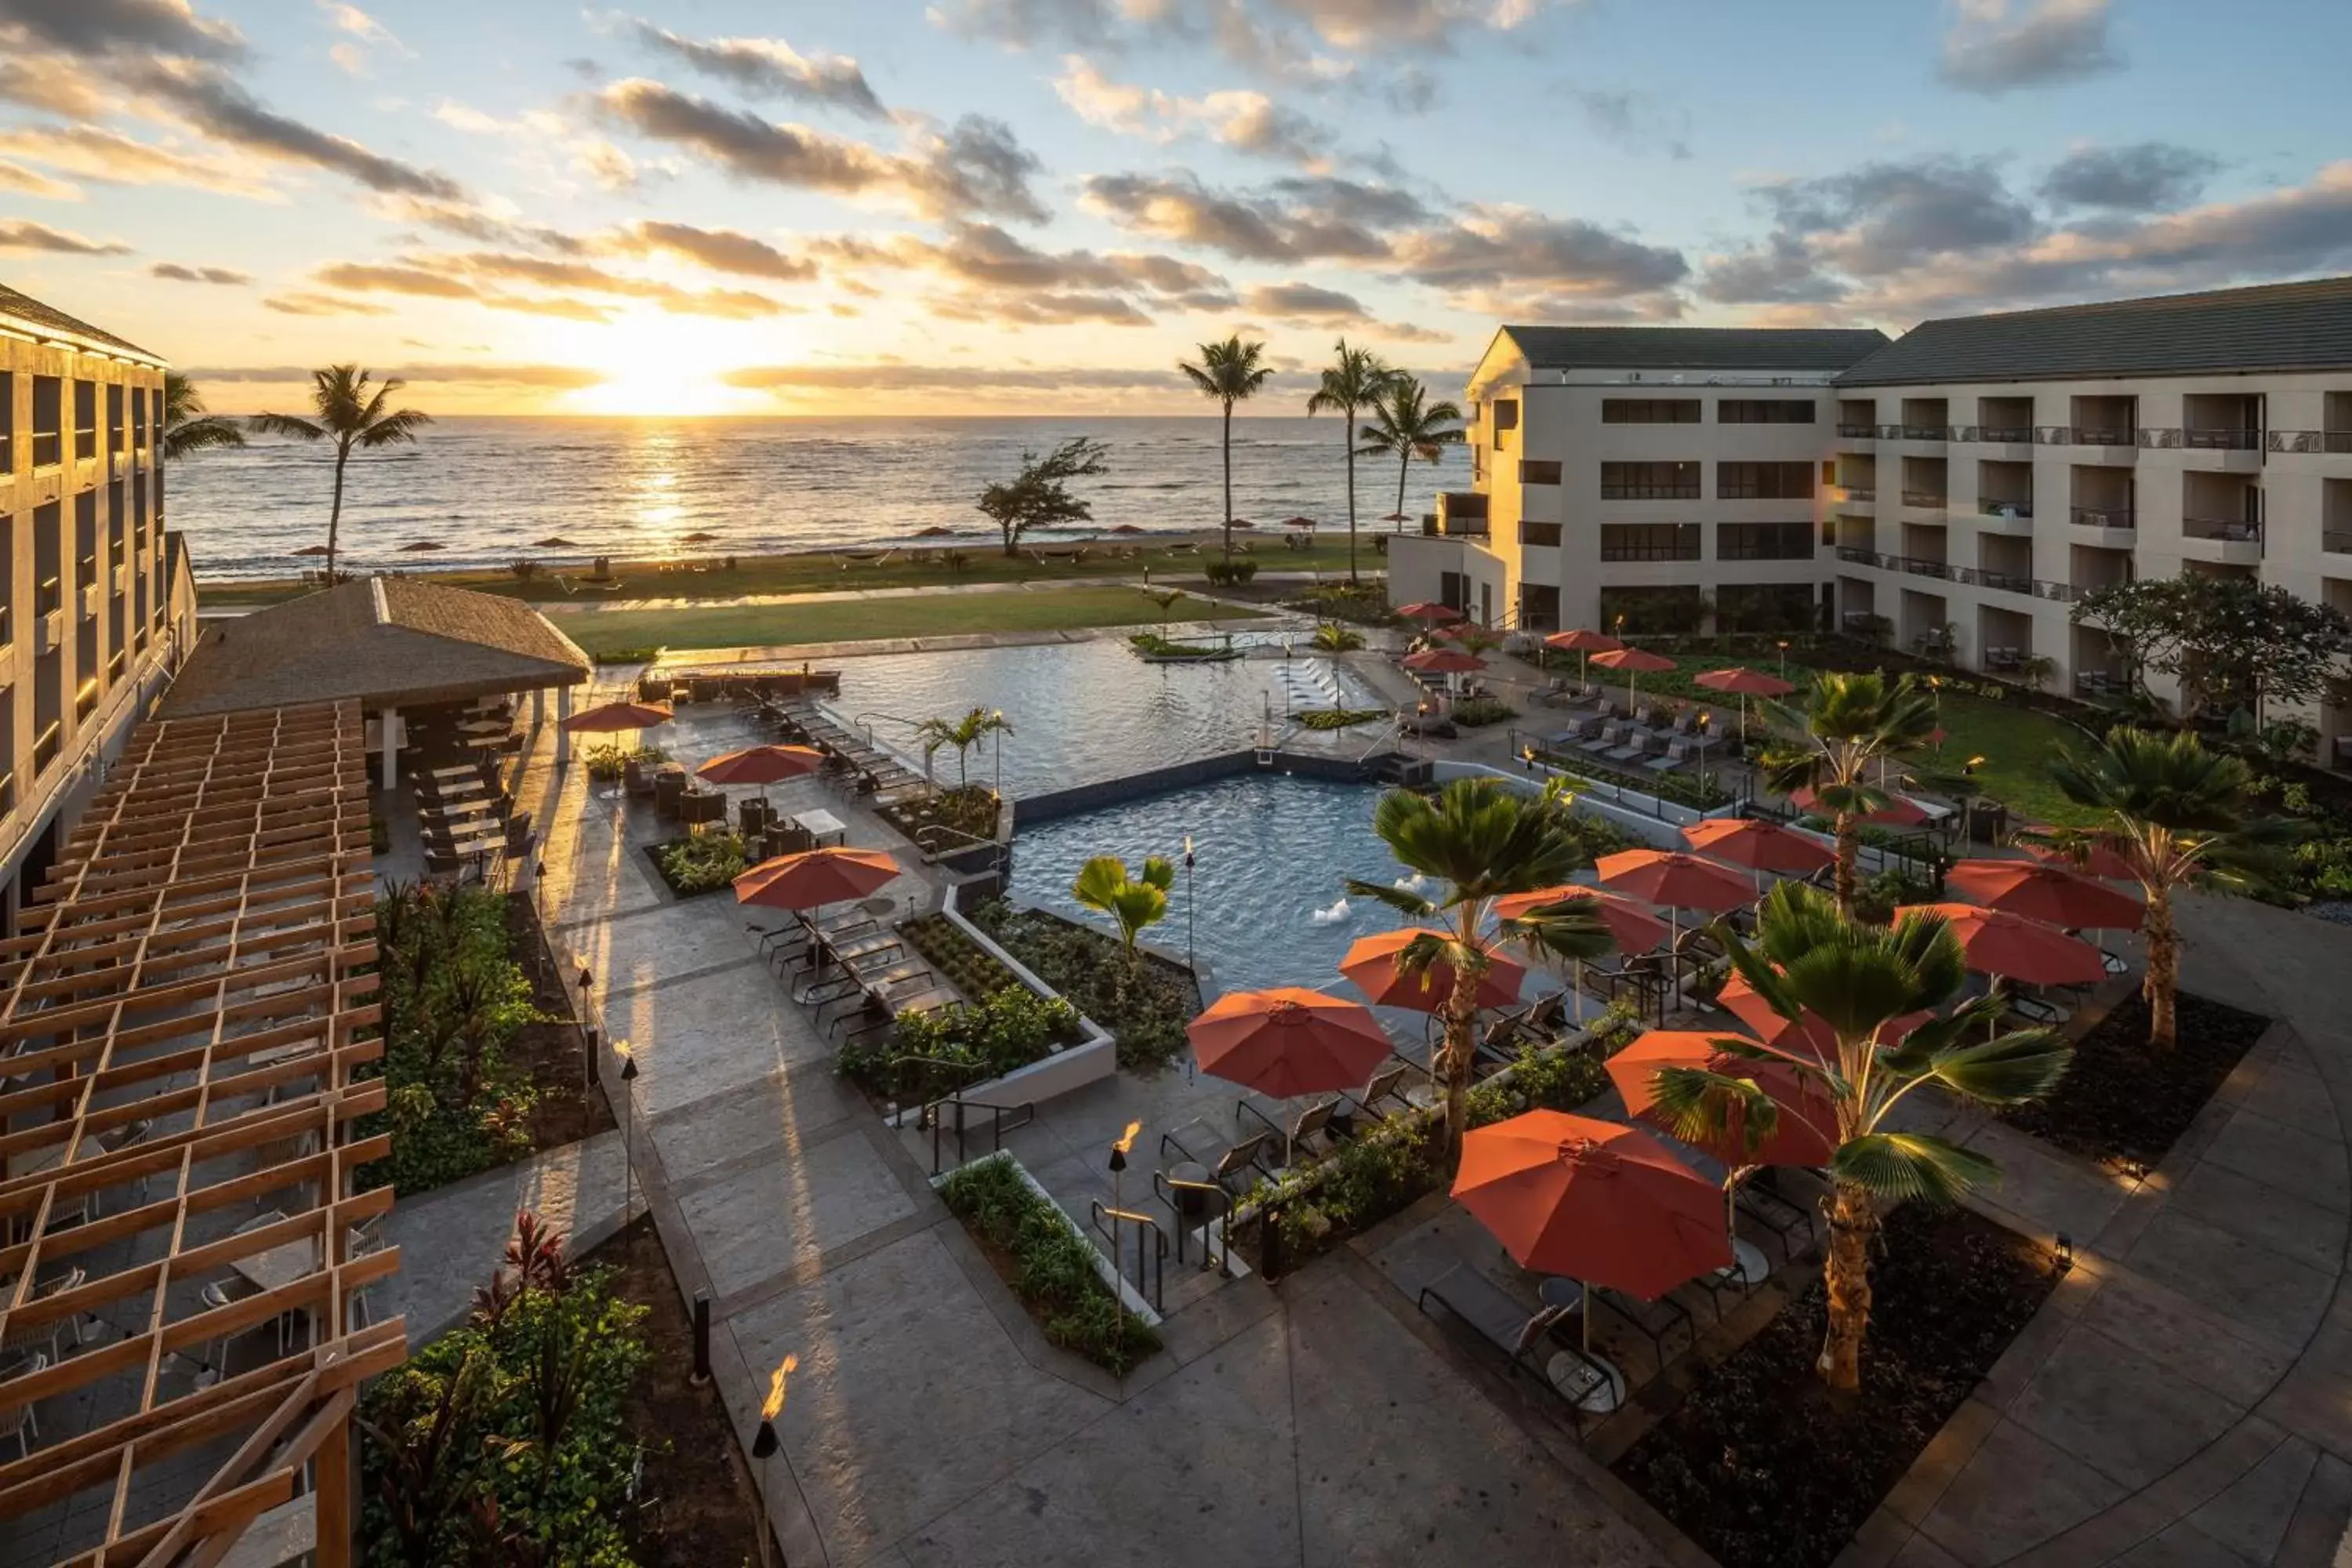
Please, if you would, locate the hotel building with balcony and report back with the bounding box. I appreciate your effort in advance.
[0,283,197,921]
[1392,278,2352,763]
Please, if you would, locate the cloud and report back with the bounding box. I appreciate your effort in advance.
[1702,155,2037,305]
[368,194,587,252]
[1053,56,1336,165]
[1938,0,2122,96]
[316,253,793,321]
[1566,85,1690,161]
[430,101,647,192]
[2041,142,2220,212]
[311,261,612,321]
[1388,205,1689,313]
[809,221,1234,325]
[0,123,274,197]
[132,59,466,198]
[1240,280,1370,320]
[187,361,607,390]
[319,2,408,77]
[629,20,887,119]
[930,0,1549,72]
[263,290,393,316]
[1080,169,1428,261]
[606,221,815,281]
[0,159,77,198]
[597,78,1047,223]
[149,260,249,283]
[0,219,130,253]
[723,361,1225,395]
[0,0,243,62]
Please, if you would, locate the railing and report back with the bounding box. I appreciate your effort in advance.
[920,1094,1036,1176]
[72,426,96,460]
[1421,517,1490,538]
[2037,425,2136,447]
[2071,505,2135,529]
[1598,543,1701,563]
[1836,423,1877,438]
[2268,430,2352,455]
[1091,1201,1167,1315]
[2325,532,2352,557]
[1838,546,2079,601]
[1597,485,1702,500]
[1900,490,1947,508]
[1834,486,1875,503]
[1585,964,1671,1029]
[1896,424,1953,441]
[2182,516,2263,550]
[1153,1170,1234,1276]
[33,721,60,774]
[2138,426,2261,451]
[1958,425,2034,443]
[1978,499,2033,519]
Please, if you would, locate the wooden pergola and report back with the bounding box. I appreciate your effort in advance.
[0,701,404,1567]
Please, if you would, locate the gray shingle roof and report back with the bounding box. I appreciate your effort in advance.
[1500,325,1890,373]
[1836,275,2352,387]
[0,282,158,361]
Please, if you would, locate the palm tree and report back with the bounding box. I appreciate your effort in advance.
[913,706,1014,793]
[1306,340,1403,585]
[1176,336,1274,565]
[2046,728,2295,1050]
[1355,376,1462,540]
[1345,778,1618,1160]
[1761,672,1938,915]
[161,372,245,460]
[249,366,432,580]
[1649,882,2071,1392]
[1071,855,1174,971]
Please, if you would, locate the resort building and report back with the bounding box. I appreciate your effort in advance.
[1388,326,1889,640]
[0,285,196,926]
[1394,277,2352,763]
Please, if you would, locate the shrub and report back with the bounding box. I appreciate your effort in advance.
[1449,695,1518,728]
[838,983,1079,1102]
[1297,708,1389,731]
[1310,621,1366,652]
[506,558,541,583]
[967,900,1195,1073]
[652,832,746,896]
[938,1155,1160,1374]
[590,647,659,667]
[1128,632,1238,662]
[583,742,665,780]
[1537,748,1736,811]
[1203,557,1259,586]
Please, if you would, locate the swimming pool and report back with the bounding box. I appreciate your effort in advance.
[1005,773,1414,997]
[823,636,1390,798]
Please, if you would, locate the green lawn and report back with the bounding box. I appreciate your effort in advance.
[546,585,1265,657]
[198,535,1381,609]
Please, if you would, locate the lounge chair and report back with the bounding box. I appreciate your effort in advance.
[1237,1096,1338,1167]
[1646,739,1691,773]
[1580,722,1621,756]
[1547,718,1598,746]
[1631,705,1657,729]
[1416,1264,1612,1414]
[1605,730,1649,764]
[1159,1126,1277,1198]
[1338,1058,1427,1129]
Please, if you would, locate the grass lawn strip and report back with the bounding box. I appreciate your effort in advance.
[546,586,1265,656]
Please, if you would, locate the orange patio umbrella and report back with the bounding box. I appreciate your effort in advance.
[1606,1030,1838,1171]
[1396,601,1465,623]
[1693,666,1795,735]
[1595,849,1755,915]
[560,699,674,733]
[1590,645,1675,706]
[1788,785,1933,829]
[1492,886,1670,953]
[1453,1111,1731,1299]
[1716,968,1933,1068]
[1187,988,1392,1099]
[1542,628,1621,685]
[697,743,827,816]
[1339,928,1526,1012]
[1945,859,2143,931]
[2022,837,2140,882]
[1402,647,1486,674]
[734,847,900,911]
[1896,903,2107,988]
[1681,818,1835,888]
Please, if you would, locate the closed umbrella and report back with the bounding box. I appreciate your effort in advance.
[1693,666,1795,739]
[1188,988,1392,1099]
[1542,628,1621,686]
[1895,902,2107,988]
[1590,645,1675,709]
[1680,818,1835,891]
[1339,928,1526,1012]
[1944,859,2143,931]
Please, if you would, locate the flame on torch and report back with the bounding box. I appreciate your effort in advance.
[1113,1120,1142,1156]
[612,1037,633,1060]
[762,1353,798,1421]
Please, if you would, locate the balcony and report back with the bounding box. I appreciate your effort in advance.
[1836,423,1877,439]
[1900,489,1949,511]
[2038,426,2139,460]
[1425,492,1490,539]
[2181,515,2264,565]
[1837,546,1949,581]
[1836,546,2078,601]
[2270,430,2352,456]
[1884,425,1952,443]
[2141,426,2264,471]
[34,576,60,619]
[1831,486,1875,510]
[2069,506,2138,548]
[1958,424,2035,446]
[74,677,97,724]
[1976,499,2035,535]
[2327,531,2352,557]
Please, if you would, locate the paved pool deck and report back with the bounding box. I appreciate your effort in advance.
[459,659,2352,1567]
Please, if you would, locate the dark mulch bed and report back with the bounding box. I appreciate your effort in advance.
[506,892,616,1152]
[1999,990,2269,1170]
[590,1216,775,1566]
[1614,1203,2059,1568]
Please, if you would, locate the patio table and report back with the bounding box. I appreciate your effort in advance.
[790,808,848,848]
[1535,1277,1627,1412]
[422,797,501,827]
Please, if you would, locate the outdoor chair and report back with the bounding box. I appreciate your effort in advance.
[1159,1126,1277,1198]
[0,1353,44,1459]
[1416,1264,1608,1417]
[1237,1096,1339,1169]
[1632,705,1657,728]
[1581,723,1622,757]
[1604,730,1649,764]
[1338,1058,1428,1131]
[2,1269,89,1367]
[1592,1283,1699,1367]
[1646,739,1691,774]
[1548,717,1599,746]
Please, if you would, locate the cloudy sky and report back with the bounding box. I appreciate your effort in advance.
[2,0,2349,414]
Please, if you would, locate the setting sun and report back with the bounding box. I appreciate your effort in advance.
[543,310,784,416]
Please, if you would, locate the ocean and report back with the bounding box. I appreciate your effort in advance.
[164,416,1473,580]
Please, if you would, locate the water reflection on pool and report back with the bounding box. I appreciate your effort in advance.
[825,635,1387,798]
[1007,773,1409,996]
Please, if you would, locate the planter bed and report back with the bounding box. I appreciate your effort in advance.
[899,912,1023,1000]
[509,892,617,1152]
[643,833,747,899]
[965,899,1200,1073]
[837,983,1083,1106]
[878,785,1001,853]
[938,1152,1162,1374]
[1535,748,1737,812]
[1998,990,2269,1170]
[1613,1203,2060,1568]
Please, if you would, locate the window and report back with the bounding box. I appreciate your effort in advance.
[0,371,9,470]
[1492,399,1519,430]
[1599,523,1700,562]
[1719,399,1817,424]
[105,384,123,453]
[31,376,60,467]
[130,381,147,452]
[1718,461,1816,499]
[72,380,96,460]
[1600,461,1700,499]
[1519,459,1562,485]
[1602,398,1700,423]
[1520,520,1563,547]
[1718,522,1815,561]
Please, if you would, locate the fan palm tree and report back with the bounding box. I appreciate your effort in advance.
[1306,340,1403,585]
[1345,777,1619,1160]
[1355,376,1461,539]
[1648,882,2071,1392]
[160,372,245,460]
[1177,336,1274,565]
[913,706,1014,793]
[1072,855,1174,971]
[249,366,432,580]
[2045,727,2294,1050]
[1760,672,1939,915]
